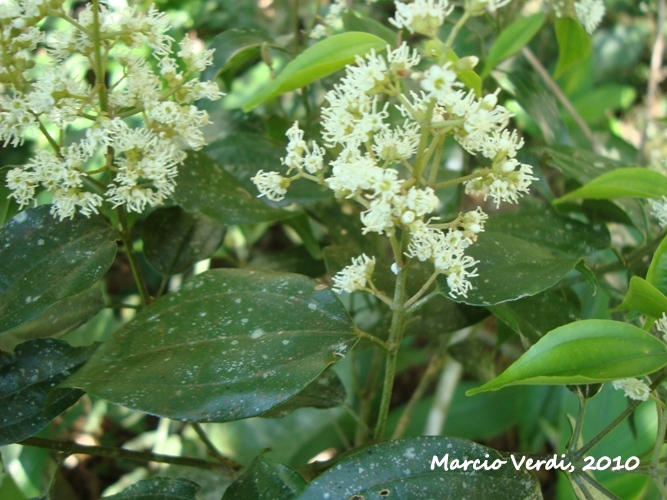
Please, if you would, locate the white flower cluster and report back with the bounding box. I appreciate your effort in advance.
[2,1,223,219]
[549,0,605,35]
[656,313,667,342]
[612,378,650,401]
[332,254,376,293]
[253,34,537,297]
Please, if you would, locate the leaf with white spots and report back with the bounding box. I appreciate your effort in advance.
[298,436,541,499]
[63,269,357,422]
[104,477,200,499]
[439,204,610,306]
[0,206,117,332]
[0,339,95,445]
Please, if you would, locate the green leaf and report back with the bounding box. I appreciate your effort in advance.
[243,32,386,111]
[0,207,116,333]
[298,437,541,499]
[490,291,580,344]
[63,269,357,422]
[467,320,667,395]
[440,204,610,306]
[535,145,623,184]
[554,17,591,78]
[222,456,305,500]
[0,285,104,352]
[203,28,274,82]
[444,50,482,96]
[204,132,331,207]
[505,71,565,144]
[614,276,667,319]
[342,10,396,45]
[103,477,200,499]
[141,206,226,276]
[259,368,346,418]
[283,214,322,260]
[554,168,667,204]
[571,85,637,125]
[171,151,295,225]
[0,339,95,445]
[646,236,667,297]
[482,13,546,78]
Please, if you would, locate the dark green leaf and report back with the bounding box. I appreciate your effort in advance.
[260,368,346,418]
[204,132,330,207]
[467,320,667,395]
[0,285,104,352]
[243,32,386,111]
[63,269,357,422]
[506,71,565,144]
[441,204,609,306]
[342,10,396,45]
[490,291,580,344]
[482,13,546,78]
[141,206,226,276]
[283,214,321,260]
[554,17,591,78]
[0,207,116,332]
[171,151,295,225]
[298,437,541,499]
[0,339,95,445]
[555,168,667,204]
[222,456,305,500]
[614,276,667,319]
[647,235,667,297]
[535,145,623,184]
[103,477,200,499]
[203,28,274,82]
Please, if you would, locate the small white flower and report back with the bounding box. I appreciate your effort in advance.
[420,63,462,101]
[251,170,290,202]
[612,378,650,401]
[332,254,376,293]
[652,197,667,228]
[389,0,454,38]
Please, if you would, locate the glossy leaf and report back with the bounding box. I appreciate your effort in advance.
[646,235,667,297]
[203,28,274,82]
[222,456,305,500]
[554,17,591,78]
[0,339,95,445]
[555,168,667,204]
[506,71,565,144]
[482,13,546,78]
[64,269,357,422]
[440,205,609,306]
[467,320,667,395]
[490,291,580,344]
[535,145,623,184]
[104,477,200,499]
[0,285,104,352]
[260,368,346,418]
[298,436,541,499]
[204,132,330,207]
[243,32,386,111]
[0,206,116,333]
[342,10,396,45]
[141,206,226,276]
[614,276,667,319]
[171,151,295,225]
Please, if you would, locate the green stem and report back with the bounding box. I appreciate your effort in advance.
[576,373,667,458]
[651,405,667,472]
[434,168,488,190]
[412,100,436,181]
[190,422,239,472]
[569,393,588,455]
[428,135,446,186]
[91,0,108,113]
[355,327,390,352]
[404,271,439,310]
[391,338,448,440]
[404,290,439,315]
[20,436,238,478]
[443,11,471,51]
[355,348,384,446]
[373,260,409,440]
[117,207,152,307]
